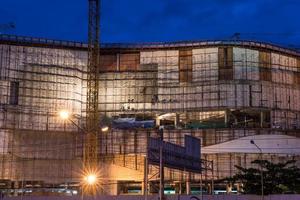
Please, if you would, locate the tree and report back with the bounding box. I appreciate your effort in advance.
[229,159,300,195]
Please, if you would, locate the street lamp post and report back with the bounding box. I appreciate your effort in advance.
[58,110,109,198]
[159,127,164,200]
[59,110,109,133]
[250,140,264,200]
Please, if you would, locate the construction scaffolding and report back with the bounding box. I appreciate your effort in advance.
[0,35,300,196]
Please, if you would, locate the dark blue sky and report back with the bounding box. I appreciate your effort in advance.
[0,0,300,46]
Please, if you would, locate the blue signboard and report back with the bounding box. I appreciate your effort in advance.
[147,135,201,172]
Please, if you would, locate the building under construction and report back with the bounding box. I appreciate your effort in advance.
[0,34,300,196]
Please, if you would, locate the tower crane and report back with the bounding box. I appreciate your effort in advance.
[84,0,100,174]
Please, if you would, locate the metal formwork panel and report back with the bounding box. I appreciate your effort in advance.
[250,84,262,107]
[192,48,218,82]
[233,47,245,80]
[0,43,87,186]
[140,51,153,64]
[271,53,297,84]
[233,47,259,80]
[236,84,249,107]
[246,49,259,80]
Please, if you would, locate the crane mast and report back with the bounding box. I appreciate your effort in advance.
[85,0,100,171]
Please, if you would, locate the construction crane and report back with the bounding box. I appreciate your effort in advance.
[84,0,100,176]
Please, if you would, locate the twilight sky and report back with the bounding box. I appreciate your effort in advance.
[0,0,300,46]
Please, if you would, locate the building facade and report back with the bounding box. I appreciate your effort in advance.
[0,34,300,195]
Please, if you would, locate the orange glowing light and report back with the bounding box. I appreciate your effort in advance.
[81,166,102,196]
[101,126,109,132]
[59,110,70,120]
[85,174,97,185]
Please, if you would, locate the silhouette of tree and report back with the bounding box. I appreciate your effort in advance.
[227,159,300,195]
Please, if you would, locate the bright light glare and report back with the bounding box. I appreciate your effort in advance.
[101,126,109,132]
[85,174,97,185]
[80,166,102,195]
[59,110,70,120]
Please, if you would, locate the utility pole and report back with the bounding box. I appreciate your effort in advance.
[144,131,150,200]
[211,160,214,196]
[159,127,164,200]
[250,140,264,200]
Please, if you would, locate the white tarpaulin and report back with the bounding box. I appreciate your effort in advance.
[202,134,300,155]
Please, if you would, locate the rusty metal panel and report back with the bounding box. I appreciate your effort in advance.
[227,47,233,67]
[218,47,225,69]
[260,69,272,81]
[219,69,233,80]
[179,50,192,82]
[259,51,272,81]
[100,54,117,71]
[218,47,233,69]
[296,58,300,84]
[120,53,140,71]
[218,47,233,80]
[259,51,271,67]
[294,71,300,85]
